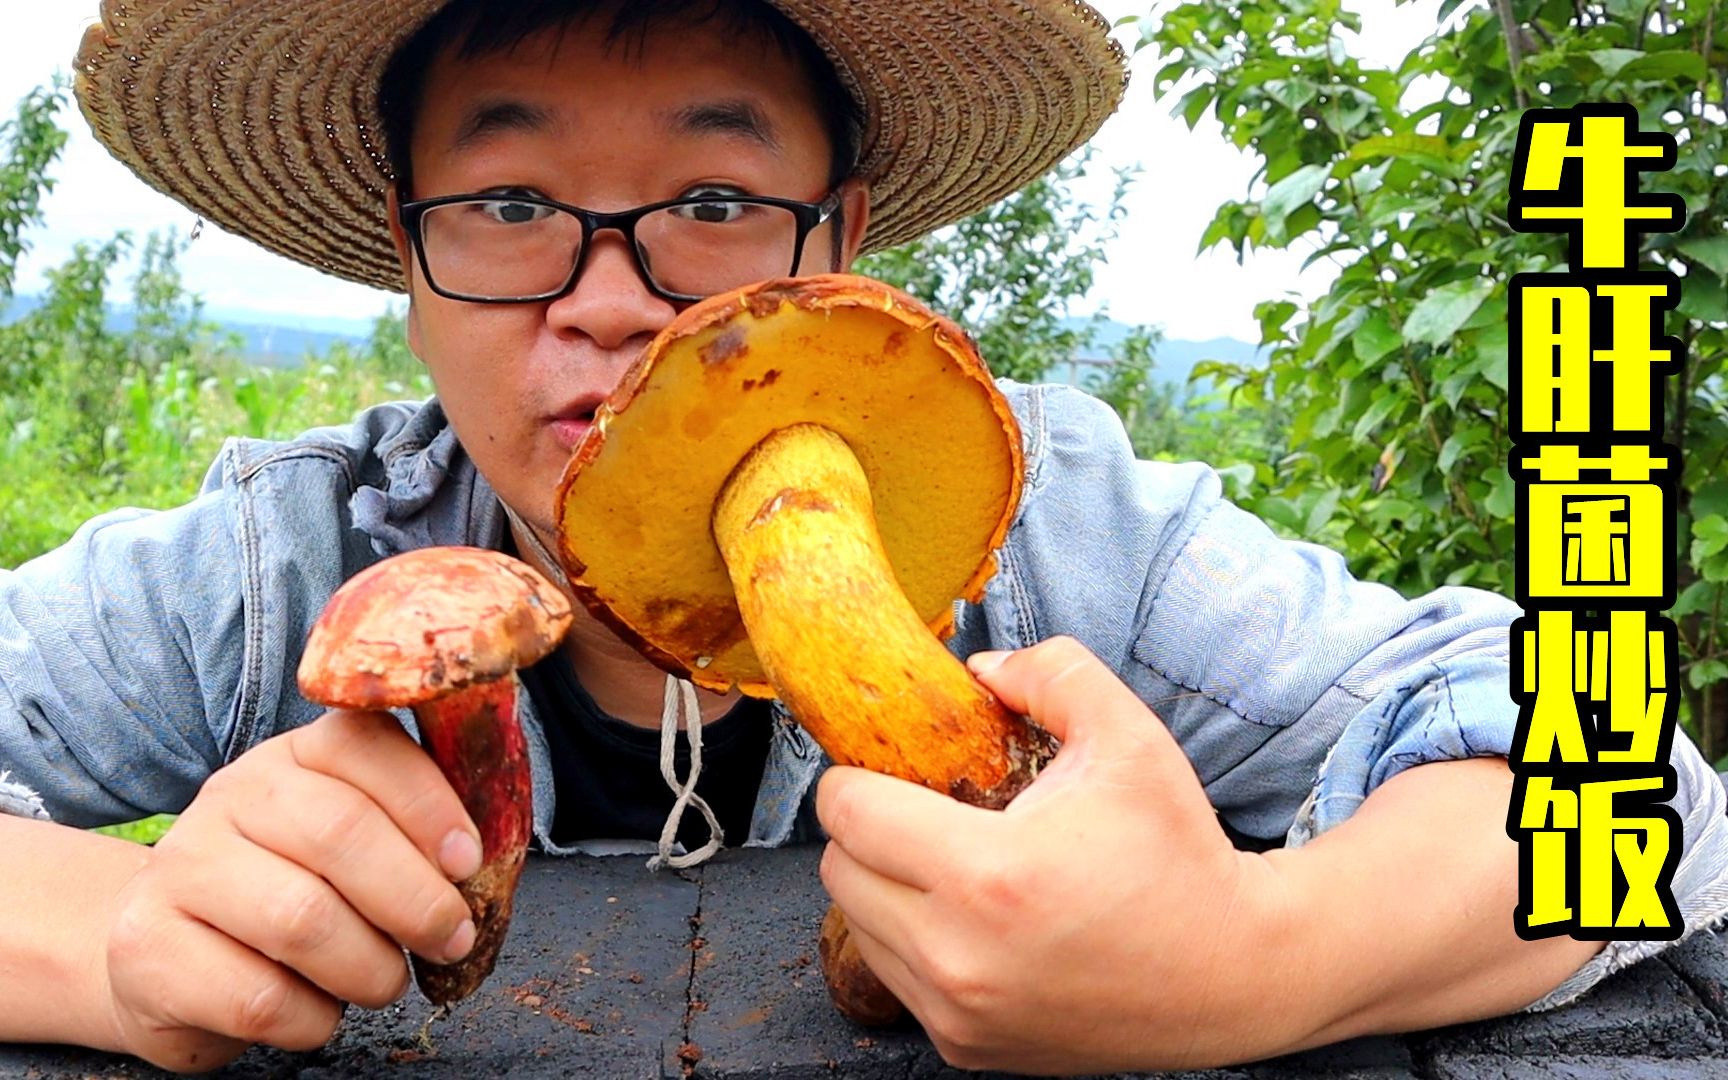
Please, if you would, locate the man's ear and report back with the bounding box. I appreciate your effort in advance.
[383,186,426,361]
[384,185,415,284]
[835,177,871,271]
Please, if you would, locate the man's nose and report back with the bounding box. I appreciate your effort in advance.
[545,231,674,349]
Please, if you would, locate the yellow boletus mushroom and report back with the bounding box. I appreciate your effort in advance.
[554,273,1056,1023]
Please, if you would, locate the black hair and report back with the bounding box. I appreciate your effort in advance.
[377,0,862,267]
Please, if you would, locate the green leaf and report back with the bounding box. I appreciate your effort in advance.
[1256,299,1300,343]
[1688,480,1728,523]
[1485,469,1517,520]
[1472,324,1511,390]
[1618,51,1707,84]
[1305,487,1342,536]
[1587,48,1644,78]
[1693,514,1728,561]
[1672,580,1718,618]
[1351,392,1402,443]
[1404,280,1495,347]
[1263,164,1329,236]
[1265,78,1319,112]
[1678,238,1728,280]
[1688,659,1728,692]
[1461,291,1507,333]
[1197,205,1247,255]
[1677,271,1728,324]
[1256,495,1303,534]
[1180,84,1215,128]
[1279,203,1323,245]
[1216,462,1256,502]
[1472,473,1513,521]
[1316,307,1370,366]
[1438,426,1487,472]
[1346,132,1456,165]
[1353,311,1402,364]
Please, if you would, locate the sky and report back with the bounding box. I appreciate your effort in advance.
[0,0,1446,342]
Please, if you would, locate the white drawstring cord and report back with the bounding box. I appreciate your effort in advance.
[646,673,725,871]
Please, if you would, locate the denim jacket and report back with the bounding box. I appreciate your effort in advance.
[2,382,1724,1011]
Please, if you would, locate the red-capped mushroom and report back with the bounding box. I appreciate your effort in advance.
[298,546,572,1004]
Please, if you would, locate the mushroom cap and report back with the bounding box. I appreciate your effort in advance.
[554,274,1024,696]
[298,547,573,709]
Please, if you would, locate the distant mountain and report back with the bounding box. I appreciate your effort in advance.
[1052,315,1263,395]
[0,295,376,367]
[1,296,1259,391]
[200,304,379,341]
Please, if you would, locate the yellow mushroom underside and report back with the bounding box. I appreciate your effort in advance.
[557,299,1019,696]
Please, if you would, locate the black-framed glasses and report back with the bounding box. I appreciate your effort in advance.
[397,190,841,304]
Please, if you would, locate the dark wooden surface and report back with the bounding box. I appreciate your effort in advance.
[4,843,1727,1079]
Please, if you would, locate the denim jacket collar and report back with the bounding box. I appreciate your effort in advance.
[350,399,507,560]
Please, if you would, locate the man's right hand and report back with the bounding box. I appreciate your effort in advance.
[97,708,484,1072]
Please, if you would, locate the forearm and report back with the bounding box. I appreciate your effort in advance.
[1250,756,1604,1054]
[0,815,147,1050]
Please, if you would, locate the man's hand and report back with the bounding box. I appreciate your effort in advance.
[816,636,1284,1074]
[816,637,1602,1074]
[98,709,484,1073]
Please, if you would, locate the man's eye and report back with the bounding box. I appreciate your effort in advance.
[676,200,743,224]
[673,187,749,224]
[478,199,552,225]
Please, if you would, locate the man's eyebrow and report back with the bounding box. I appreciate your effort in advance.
[449,100,559,152]
[663,99,783,154]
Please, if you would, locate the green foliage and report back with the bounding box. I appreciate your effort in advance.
[1136,0,1728,754]
[0,79,66,300]
[0,222,432,570]
[94,815,176,845]
[853,149,1277,487]
[1085,325,1175,453]
[857,151,1143,383]
[0,93,431,569]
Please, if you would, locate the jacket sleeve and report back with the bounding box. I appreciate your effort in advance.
[985,383,1728,1007]
[0,488,248,827]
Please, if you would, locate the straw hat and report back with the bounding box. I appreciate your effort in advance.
[71,1,1128,294]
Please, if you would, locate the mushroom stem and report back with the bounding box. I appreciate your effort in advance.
[713,423,1053,804]
[712,422,1056,1025]
[409,674,533,1005]
[409,673,532,1002]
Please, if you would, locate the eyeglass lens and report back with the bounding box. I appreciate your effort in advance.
[417,197,806,299]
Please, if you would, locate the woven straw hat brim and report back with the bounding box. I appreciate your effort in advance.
[73,0,1128,295]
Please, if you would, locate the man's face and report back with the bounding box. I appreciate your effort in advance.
[387,13,868,534]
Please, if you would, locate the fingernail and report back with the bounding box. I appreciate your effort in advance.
[967,650,1010,674]
[440,829,484,880]
[443,919,477,963]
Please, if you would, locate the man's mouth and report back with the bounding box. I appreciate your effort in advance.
[548,394,607,451]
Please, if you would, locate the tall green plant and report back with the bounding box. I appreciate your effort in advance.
[0,85,428,573]
[1138,0,1728,755]
[0,79,67,302]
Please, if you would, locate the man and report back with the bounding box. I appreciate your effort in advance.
[2,0,1724,1074]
